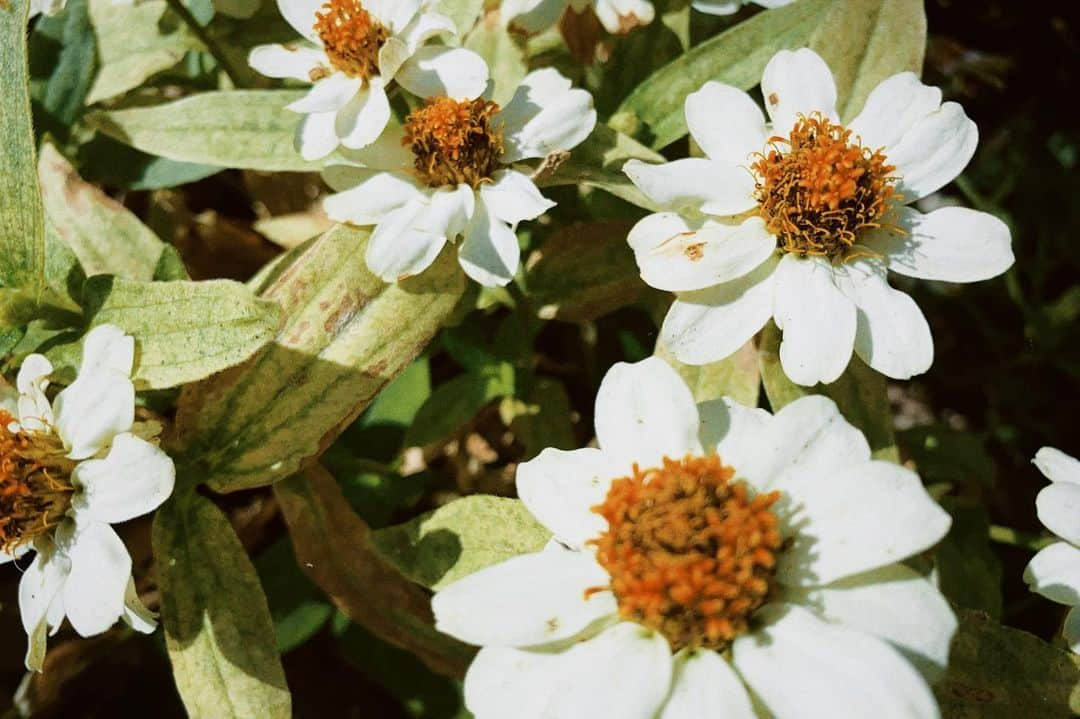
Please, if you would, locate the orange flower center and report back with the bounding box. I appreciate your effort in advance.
[751,113,898,259]
[0,410,73,555]
[403,97,505,188]
[588,455,783,651]
[313,0,389,80]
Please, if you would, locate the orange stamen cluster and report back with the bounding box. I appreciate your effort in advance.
[751,113,897,259]
[0,411,73,555]
[403,97,505,188]
[313,0,389,80]
[589,455,783,651]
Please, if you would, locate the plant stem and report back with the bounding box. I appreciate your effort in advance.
[989,524,1056,552]
[164,0,247,88]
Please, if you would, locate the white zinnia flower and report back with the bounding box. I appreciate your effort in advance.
[248,0,489,160]
[432,356,956,718]
[1024,447,1080,653]
[0,325,175,672]
[503,0,655,35]
[322,67,597,286]
[691,0,794,16]
[623,48,1014,386]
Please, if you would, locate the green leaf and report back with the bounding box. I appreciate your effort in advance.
[935,499,1003,618]
[613,0,926,149]
[404,367,513,448]
[38,143,167,280]
[1,0,46,296]
[86,0,202,104]
[254,538,333,654]
[936,611,1080,718]
[657,338,760,408]
[77,134,221,191]
[86,91,323,172]
[371,495,552,591]
[437,0,484,39]
[48,276,282,389]
[174,224,466,492]
[465,13,526,105]
[359,357,432,428]
[275,466,474,677]
[153,488,291,718]
[30,0,97,130]
[526,219,655,322]
[758,321,898,461]
[506,377,576,461]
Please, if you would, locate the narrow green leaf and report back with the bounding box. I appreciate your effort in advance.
[86,0,202,104]
[1,0,46,295]
[657,338,760,408]
[935,499,1004,618]
[371,495,552,591]
[404,367,512,448]
[38,143,166,280]
[153,489,291,718]
[86,91,322,172]
[507,377,576,461]
[174,224,466,492]
[465,13,526,105]
[936,611,1080,718]
[48,276,282,389]
[30,0,97,129]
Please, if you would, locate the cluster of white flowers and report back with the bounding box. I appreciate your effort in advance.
[0,326,175,672]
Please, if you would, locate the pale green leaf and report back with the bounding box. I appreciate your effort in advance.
[465,13,526,105]
[174,224,466,492]
[438,0,484,42]
[86,91,323,172]
[657,338,760,408]
[153,489,291,719]
[371,495,552,591]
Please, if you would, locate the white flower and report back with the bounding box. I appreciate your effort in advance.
[322,67,597,286]
[1024,447,1080,653]
[691,0,794,16]
[0,325,175,672]
[623,48,1014,386]
[248,0,489,160]
[503,0,655,35]
[432,356,955,718]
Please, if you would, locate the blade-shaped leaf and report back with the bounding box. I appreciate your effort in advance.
[30,0,97,131]
[153,488,291,719]
[174,224,466,492]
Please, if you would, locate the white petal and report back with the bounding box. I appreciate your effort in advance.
[80,324,134,376]
[463,645,567,719]
[62,523,132,636]
[399,10,457,52]
[658,649,755,719]
[833,256,933,380]
[594,356,702,472]
[53,371,134,460]
[295,110,340,161]
[773,254,856,386]
[1024,541,1080,606]
[592,0,655,34]
[366,199,450,282]
[660,255,778,365]
[1035,447,1080,486]
[1038,483,1080,549]
[18,541,69,638]
[849,72,943,151]
[432,547,616,647]
[396,46,489,100]
[887,102,977,201]
[744,394,870,493]
[629,214,776,293]
[276,0,323,43]
[543,623,672,719]
[377,37,411,82]
[122,578,157,634]
[623,158,757,216]
[287,73,362,114]
[70,433,175,524]
[374,0,420,32]
[479,170,555,225]
[786,563,957,681]
[696,397,772,474]
[685,81,767,166]
[776,459,952,586]
[248,43,327,81]
[322,170,424,225]
[734,604,940,719]
[516,447,614,549]
[459,197,521,287]
[0,545,29,565]
[501,0,569,34]
[1065,607,1080,654]
[863,205,1014,283]
[760,48,839,134]
[691,0,741,14]
[499,69,597,162]
[335,82,391,150]
[16,354,54,432]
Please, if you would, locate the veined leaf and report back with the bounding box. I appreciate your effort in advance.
[658,338,760,408]
[174,224,466,492]
[153,488,291,719]
[370,495,552,591]
[86,91,321,172]
[1,0,46,296]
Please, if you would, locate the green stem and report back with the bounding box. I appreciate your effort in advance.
[989,524,1056,552]
[164,0,247,88]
